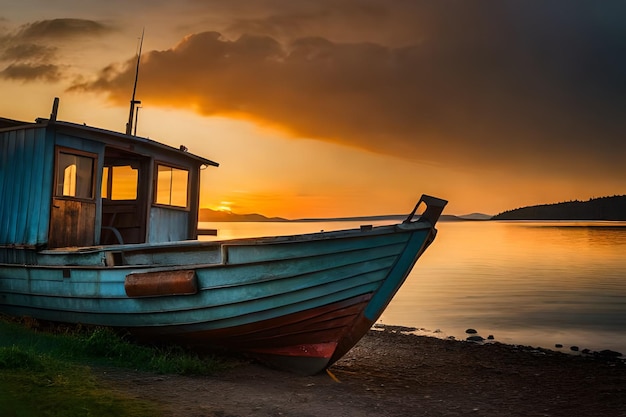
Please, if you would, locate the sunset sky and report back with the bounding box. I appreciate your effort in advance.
[1,1,625,218]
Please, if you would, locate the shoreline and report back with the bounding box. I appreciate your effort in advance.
[372,324,625,362]
[99,326,626,417]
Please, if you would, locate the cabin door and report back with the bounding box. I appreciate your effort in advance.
[49,147,98,248]
[100,149,150,245]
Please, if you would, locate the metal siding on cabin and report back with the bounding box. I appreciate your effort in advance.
[55,132,103,155]
[0,131,14,243]
[39,131,55,243]
[0,134,5,224]
[149,206,189,243]
[2,129,19,243]
[2,131,19,243]
[35,129,53,244]
[0,127,53,246]
[0,135,6,241]
[16,129,34,243]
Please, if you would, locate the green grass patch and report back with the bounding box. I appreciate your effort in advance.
[75,326,228,375]
[0,316,234,417]
[0,316,229,375]
[0,345,160,417]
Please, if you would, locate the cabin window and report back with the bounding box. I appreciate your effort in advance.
[55,150,95,199]
[102,164,139,200]
[101,167,109,198]
[155,164,189,208]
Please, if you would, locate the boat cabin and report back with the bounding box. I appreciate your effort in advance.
[0,98,218,253]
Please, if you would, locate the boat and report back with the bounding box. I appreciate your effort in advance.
[0,98,447,375]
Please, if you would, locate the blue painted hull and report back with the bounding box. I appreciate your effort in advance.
[0,218,440,374]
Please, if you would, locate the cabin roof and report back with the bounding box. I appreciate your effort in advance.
[1,116,219,168]
[0,117,32,129]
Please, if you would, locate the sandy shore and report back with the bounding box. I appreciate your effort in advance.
[99,326,626,417]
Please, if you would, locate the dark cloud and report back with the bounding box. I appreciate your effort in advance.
[0,39,60,81]
[71,2,626,182]
[0,18,113,83]
[1,43,57,61]
[1,63,61,82]
[223,2,389,42]
[13,18,110,40]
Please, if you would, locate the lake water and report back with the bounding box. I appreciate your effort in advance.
[200,220,626,355]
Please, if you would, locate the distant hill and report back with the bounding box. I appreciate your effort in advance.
[199,208,287,222]
[457,213,492,220]
[492,195,626,220]
[293,214,406,222]
[199,208,473,223]
[296,214,481,222]
[292,213,490,222]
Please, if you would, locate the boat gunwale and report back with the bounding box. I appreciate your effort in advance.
[0,222,426,273]
[34,219,433,255]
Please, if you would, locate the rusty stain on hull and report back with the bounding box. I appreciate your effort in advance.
[125,270,198,297]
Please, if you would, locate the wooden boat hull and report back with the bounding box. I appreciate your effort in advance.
[0,197,445,375]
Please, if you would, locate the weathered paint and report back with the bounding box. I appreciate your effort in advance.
[148,206,190,243]
[0,126,53,247]
[125,270,198,297]
[363,227,435,320]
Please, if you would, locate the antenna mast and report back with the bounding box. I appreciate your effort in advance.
[125,28,144,135]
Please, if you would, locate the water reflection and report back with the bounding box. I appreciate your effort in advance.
[382,221,626,353]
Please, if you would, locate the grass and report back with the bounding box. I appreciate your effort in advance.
[0,315,232,417]
[0,345,159,417]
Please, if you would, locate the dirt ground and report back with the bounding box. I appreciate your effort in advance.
[99,326,626,417]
